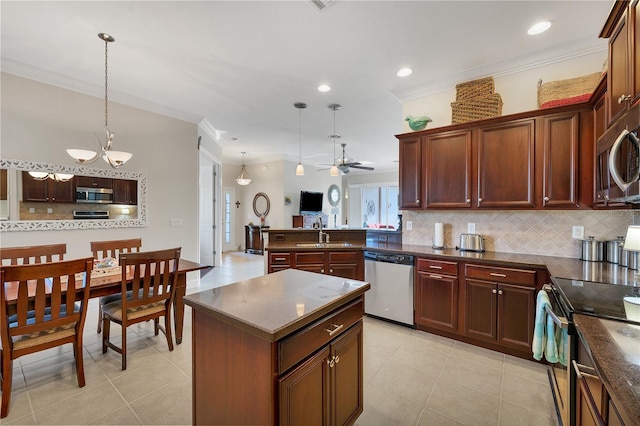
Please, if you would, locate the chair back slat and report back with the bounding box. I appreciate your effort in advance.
[1,258,93,346]
[0,244,66,266]
[120,248,181,311]
[90,238,142,261]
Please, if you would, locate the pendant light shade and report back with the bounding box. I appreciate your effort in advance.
[328,104,342,177]
[236,151,252,185]
[67,33,132,169]
[294,102,307,176]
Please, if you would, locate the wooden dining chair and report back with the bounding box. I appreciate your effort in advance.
[0,243,66,265]
[102,247,181,370]
[0,257,94,418]
[90,238,142,333]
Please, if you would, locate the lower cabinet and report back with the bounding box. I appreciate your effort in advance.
[269,250,364,280]
[463,264,536,351]
[415,258,459,332]
[279,320,363,426]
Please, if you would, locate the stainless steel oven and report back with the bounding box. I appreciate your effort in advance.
[75,186,113,204]
[542,283,576,426]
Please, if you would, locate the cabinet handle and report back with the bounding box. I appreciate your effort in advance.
[274,257,286,261]
[490,273,507,278]
[416,199,420,203]
[429,274,443,279]
[330,269,333,273]
[321,269,325,273]
[466,199,471,203]
[334,355,340,364]
[498,289,503,295]
[544,196,550,202]
[478,197,483,203]
[618,94,632,104]
[492,289,497,294]
[429,265,443,269]
[327,357,335,368]
[324,323,344,336]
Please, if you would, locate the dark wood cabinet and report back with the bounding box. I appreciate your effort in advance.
[463,264,536,351]
[21,171,74,203]
[601,0,640,126]
[75,175,112,189]
[112,179,137,205]
[245,225,268,255]
[0,169,7,200]
[398,136,423,209]
[424,130,472,208]
[279,320,363,426]
[415,258,459,332]
[269,250,364,281]
[476,119,535,208]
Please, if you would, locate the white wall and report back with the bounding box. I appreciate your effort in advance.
[1,73,200,261]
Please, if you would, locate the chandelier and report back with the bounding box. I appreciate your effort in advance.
[236,152,252,185]
[67,33,132,169]
[294,102,307,176]
[328,104,341,177]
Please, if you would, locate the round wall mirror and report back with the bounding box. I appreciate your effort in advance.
[328,184,341,207]
[253,192,271,217]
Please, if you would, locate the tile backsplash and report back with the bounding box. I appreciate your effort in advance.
[402,210,639,258]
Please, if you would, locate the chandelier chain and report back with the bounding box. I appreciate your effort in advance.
[104,37,109,129]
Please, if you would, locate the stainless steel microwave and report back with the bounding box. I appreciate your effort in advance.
[75,187,113,204]
[605,104,640,203]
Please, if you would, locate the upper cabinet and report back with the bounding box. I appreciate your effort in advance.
[398,106,593,210]
[112,179,137,205]
[22,171,74,203]
[601,0,640,126]
[75,175,113,189]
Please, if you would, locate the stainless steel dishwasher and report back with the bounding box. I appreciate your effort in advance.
[364,251,415,327]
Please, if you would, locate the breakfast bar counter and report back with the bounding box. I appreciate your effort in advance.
[184,268,370,425]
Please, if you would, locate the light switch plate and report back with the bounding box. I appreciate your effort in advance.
[170,218,183,227]
[572,226,584,239]
[468,223,476,233]
[406,221,412,231]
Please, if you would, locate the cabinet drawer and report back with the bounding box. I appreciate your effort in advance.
[278,296,363,374]
[417,258,458,276]
[465,264,536,286]
[270,252,291,265]
[295,252,325,264]
[328,251,359,264]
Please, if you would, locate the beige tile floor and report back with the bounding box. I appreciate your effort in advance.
[3,251,558,425]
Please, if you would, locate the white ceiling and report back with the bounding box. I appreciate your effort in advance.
[1,1,612,172]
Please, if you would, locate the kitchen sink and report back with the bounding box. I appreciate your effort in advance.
[295,242,353,248]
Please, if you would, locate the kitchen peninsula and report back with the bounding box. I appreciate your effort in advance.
[183,268,370,425]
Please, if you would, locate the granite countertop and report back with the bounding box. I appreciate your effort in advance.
[574,315,640,426]
[183,268,370,342]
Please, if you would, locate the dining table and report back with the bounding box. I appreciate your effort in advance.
[3,258,212,344]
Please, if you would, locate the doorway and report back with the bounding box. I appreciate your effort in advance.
[222,187,236,252]
[199,148,221,267]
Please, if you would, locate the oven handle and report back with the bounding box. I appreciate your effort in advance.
[542,284,569,329]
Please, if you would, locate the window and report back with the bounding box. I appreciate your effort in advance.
[361,185,399,229]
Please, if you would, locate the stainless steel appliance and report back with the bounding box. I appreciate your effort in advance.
[456,233,485,252]
[75,186,113,204]
[544,278,640,426]
[604,103,640,202]
[73,210,110,220]
[363,251,414,326]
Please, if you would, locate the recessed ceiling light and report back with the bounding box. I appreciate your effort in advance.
[397,68,413,77]
[528,21,551,35]
[318,84,331,92]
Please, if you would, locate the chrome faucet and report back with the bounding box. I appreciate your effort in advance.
[317,216,325,243]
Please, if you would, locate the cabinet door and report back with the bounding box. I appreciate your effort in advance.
[415,271,458,332]
[279,346,331,426]
[328,264,358,280]
[75,176,113,188]
[49,179,74,203]
[22,171,49,202]
[1,169,7,200]
[425,130,472,208]
[113,179,137,205]
[464,279,497,342]
[331,321,363,426]
[607,10,629,125]
[399,137,423,209]
[540,112,579,208]
[496,283,535,349]
[632,0,640,105]
[295,252,325,274]
[476,120,535,208]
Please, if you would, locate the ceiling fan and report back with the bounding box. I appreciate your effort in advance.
[319,143,374,174]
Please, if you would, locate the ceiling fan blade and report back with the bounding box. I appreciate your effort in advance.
[347,162,362,166]
[316,167,331,172]
[349,165,375,171]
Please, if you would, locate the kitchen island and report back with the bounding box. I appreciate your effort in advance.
[184,268,370,425]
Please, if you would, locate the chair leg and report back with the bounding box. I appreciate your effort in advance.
[1,355,13,418]
[154,318,159,336]
[74,338,86,388]
[102,317,110,354]
[97,304,103,333]
[165,311,174,352]
[121,323,127,371]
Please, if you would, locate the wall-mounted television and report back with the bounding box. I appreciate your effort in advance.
[299,191,323,214]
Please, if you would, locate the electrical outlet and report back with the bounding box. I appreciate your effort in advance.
[47,208,53,214]
[468,223,476,233]
[406,221,413,231]
[29,208,35,214]
[572,226,585,239]
[170,218,183,227]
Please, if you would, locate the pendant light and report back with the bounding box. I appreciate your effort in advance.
[67,33,132,168]
[294,102,307,176]
[328,104,341,177]
[236,151,252,185]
